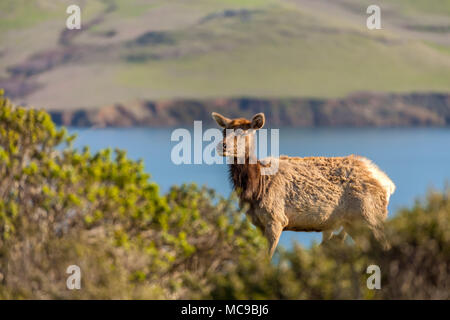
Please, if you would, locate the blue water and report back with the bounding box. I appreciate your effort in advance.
[69,127,450,247]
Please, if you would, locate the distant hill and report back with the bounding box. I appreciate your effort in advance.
[48,92,450,127]
[0,0,449,115]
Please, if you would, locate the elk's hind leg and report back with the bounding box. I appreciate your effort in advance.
[347,194,391,250]
[367,221,391,251]
[344,219,390,251]
[321,230,333,245]
[343,219,377,251]
[335,228,348,243]
[362,205,391,250]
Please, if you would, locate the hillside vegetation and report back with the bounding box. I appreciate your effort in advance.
[0,91,448,299]
[0,0,449,111]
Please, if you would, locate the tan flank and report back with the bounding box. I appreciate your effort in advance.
[212,112,396,258]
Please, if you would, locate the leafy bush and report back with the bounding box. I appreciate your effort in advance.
[0,90,266,299]
[0,89,448,299]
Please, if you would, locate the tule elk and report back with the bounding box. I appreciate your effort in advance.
[212,112,395,258]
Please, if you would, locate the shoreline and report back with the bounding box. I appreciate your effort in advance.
[44,92,450,128]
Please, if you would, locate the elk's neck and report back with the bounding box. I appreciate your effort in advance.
[229,158,262,202]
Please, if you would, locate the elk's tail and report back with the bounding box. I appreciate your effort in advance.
[359,157,396,202]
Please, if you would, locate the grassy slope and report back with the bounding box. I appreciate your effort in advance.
[378,0,450,16]
[117,7,450,99]
[0,0,449,109]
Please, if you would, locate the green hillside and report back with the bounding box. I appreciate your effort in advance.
[0,0,449,110]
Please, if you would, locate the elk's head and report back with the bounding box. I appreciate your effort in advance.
[211,112,265,162]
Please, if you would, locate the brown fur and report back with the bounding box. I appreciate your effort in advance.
[212,112,395,257]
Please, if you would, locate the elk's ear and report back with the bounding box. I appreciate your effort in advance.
[251,113,265,129]
[211,112,231,128]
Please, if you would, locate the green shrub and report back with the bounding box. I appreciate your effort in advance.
[0,89,448,299]
[0,90,266,299]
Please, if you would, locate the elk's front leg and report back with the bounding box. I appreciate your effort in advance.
[265,221,283,258]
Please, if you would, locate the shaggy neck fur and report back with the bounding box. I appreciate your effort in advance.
[229,157,263,202]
